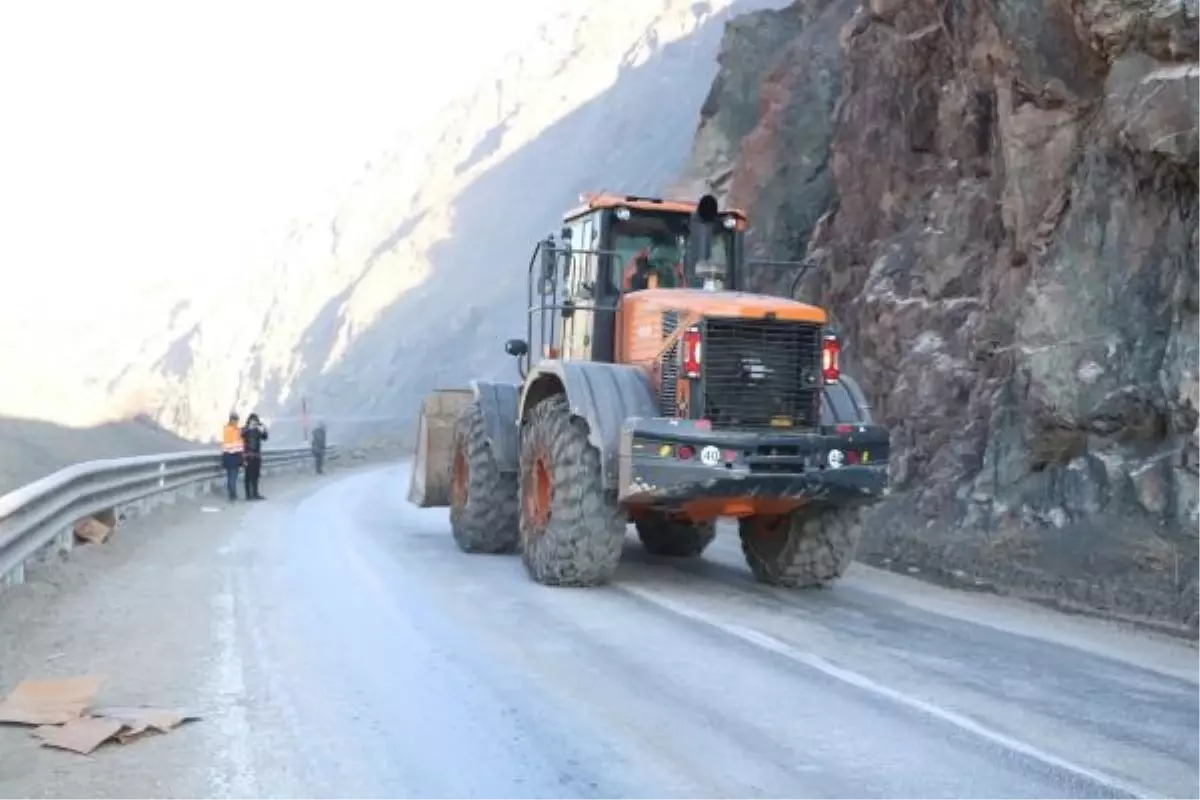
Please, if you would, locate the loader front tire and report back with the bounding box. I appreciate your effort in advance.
[519,394,626,586]
[738,505,861,588]
[449,401,519,554]
[635,514,716,557]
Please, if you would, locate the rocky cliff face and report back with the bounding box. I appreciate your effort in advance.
[683,0,1199,630]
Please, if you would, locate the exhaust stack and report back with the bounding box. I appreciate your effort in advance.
[687,194,724,291]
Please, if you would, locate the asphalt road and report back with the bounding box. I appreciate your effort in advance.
[0,462,1196,799]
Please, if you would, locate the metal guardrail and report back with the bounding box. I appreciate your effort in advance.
[0,445,339,589]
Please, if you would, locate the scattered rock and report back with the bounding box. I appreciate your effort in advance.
[1073,0,1199,62]
[1106,54,1199,167]
[1130,459,1172,515]
[1062,456,1105,516]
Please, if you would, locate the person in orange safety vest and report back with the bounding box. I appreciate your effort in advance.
[221,412,244,501]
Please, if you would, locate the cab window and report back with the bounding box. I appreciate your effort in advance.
[612,210,736,293]
[612,213,686,292]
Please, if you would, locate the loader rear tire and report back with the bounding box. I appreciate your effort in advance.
[449,401,519,554]
[519,394,626,586]
[738,505,861,588]
[635,515,716,557]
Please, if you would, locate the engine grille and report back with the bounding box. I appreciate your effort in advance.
[658,310,679,415]
[700,317,823,430]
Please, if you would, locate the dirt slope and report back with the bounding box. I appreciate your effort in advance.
[104,0,789,446]
[0,415,195,495]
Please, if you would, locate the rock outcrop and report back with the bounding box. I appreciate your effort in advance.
[683,0,1199,630]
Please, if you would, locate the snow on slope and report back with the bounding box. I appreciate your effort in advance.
[108,0,788,443]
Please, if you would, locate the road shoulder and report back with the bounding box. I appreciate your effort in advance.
[0,471,334,798]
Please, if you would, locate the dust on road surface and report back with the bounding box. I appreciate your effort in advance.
[0,462,1195,798]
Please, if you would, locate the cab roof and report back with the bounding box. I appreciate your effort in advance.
[562,192,748,224]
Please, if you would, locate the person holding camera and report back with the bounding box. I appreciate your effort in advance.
[241,412,269,500]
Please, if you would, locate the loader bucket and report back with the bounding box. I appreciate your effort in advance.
[408,388,474,507]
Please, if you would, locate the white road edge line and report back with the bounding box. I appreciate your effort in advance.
[210,570,257,797]
[621,584,1160,800]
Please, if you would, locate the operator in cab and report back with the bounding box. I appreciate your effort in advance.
[622,241,681,292]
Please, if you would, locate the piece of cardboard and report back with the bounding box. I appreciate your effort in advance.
[73,517,114,545]
[33,717,123,755]
[2,677,203,756]
[0,676,103,725]
[90,705,198,736]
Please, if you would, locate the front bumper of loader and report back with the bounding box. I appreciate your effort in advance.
[617,418,890,516]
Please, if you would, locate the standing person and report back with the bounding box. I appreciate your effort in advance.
[311,420,327,475]
[221,412,244,501]
[241,412,269,500]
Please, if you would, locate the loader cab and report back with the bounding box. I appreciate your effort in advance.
[514,194,747,372]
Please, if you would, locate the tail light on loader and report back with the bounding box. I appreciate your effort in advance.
[822,333,840,384]
[682,326,702,379]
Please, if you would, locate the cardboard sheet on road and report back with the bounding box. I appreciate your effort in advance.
[91,705,199,743]
[33,717,123,755]
[1,676,199,755]
[0,676,102,725]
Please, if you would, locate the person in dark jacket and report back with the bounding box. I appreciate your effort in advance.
[241,412,269,500]
[311,420,327,475]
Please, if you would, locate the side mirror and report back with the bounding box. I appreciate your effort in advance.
[504,339,528,357]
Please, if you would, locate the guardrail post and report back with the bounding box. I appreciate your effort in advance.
[118,495,151,521]
[1,561,24,589]
[52,524,74,557]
